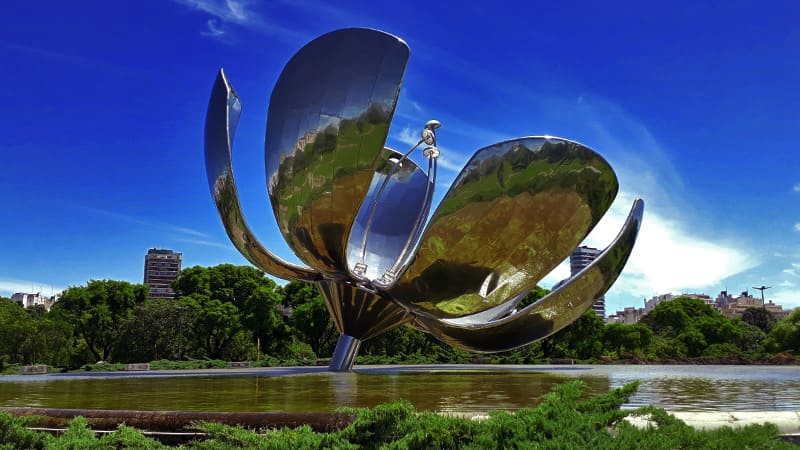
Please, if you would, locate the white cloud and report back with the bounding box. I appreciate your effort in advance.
[89,208,210,238]
[770,288,800,309]
[581,192,758,297]
[794,183,800,193]
[779,280,796,287]
[0,279,63,297]
[176,238,235,250]
[795,223,800,232]
[784,269,798,277]
[175,0,307,41]
[176,0,252,25]
[202,18,225,37]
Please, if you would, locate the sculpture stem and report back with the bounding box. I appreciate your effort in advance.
[329,334,362,372]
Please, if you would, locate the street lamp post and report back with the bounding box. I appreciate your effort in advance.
[752,285,771,310]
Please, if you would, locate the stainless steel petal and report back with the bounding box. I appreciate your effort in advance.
[205,69,320,282]
[388,136,619,318]
[415,198,644,352]
[437,289,532,326]
[266,28,410,278]
[346,148,434,284]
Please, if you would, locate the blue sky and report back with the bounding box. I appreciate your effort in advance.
[1,0,799,314]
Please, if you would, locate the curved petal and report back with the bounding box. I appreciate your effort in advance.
[205,69,320,282]
[434,288,531,326]
[414,198,644,353]
[388,137,619,318]
[266,28,410,278]
[346,148,434,284]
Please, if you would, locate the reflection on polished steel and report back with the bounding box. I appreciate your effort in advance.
[204,28,644,371]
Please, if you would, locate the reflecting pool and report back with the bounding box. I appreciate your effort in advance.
[1,365,799,413]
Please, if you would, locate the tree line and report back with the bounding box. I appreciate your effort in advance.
[1,264,798,370]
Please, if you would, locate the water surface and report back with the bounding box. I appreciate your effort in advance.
[1,365,798,413]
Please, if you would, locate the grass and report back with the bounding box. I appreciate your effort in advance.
[0,381,794,449]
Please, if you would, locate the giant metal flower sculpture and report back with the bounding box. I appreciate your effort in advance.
[205,28,644,371]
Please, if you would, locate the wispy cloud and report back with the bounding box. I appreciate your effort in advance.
[176,237,234,250]
[202,19,225,37]
[795,223,800,232]
[794,182,800,193]
[0,41,127,73]
[0,279,63,297]
[89,208,210,238]
[175,0,307,41]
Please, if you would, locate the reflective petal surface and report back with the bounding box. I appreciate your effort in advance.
[346,148,434,284]
[389,137,619,318]
[415,198,644,352]
[316,280,410,341]
[204,70,320,282]
[265,28,410,278]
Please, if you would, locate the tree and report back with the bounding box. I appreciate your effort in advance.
[603,323,653,356]
[770,308,800,352]
[0,297,35,364]
[115,300,196,362]
[51,280,148,362]
[741,307,775,333]
[174,264,289,355]
[242,286,293,356]
[283,281,337,357]
[642,297,738,357]
[541,310,605,360]
[180,294,253,360]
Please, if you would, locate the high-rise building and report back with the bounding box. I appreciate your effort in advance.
[143,248,182,299]
[569,246,605,319]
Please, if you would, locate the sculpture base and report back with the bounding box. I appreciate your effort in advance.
[329,334,362,372]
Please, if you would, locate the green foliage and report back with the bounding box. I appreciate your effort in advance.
[52,279,148,362]
[174,265,290,359]
[148,359,228,370]
[2,267,795,371]
[283,281,337,357]
[180,295,254,360]
[640,297,755,357]
[96,424,167,449]
[0,412,52,449]
[702,343,742,358]
[742,307,776,333]
[603,323,653,356]
[770,308,800,353]
[115,300,197,363]
[541,310,605,359]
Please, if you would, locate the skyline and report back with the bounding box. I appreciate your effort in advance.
[1,1,798,313]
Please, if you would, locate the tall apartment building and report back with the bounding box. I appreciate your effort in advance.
[569,246,605,319]
[143,248,182,299]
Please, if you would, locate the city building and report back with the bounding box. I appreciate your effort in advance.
[607,306,645,325]
[715,290,791,319]
[10,292,59,311]
[569,246,605,319]
[143,248,182,299]
[643,293,675,315]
